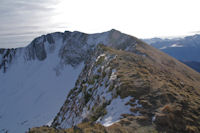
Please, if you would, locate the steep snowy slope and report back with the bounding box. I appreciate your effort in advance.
[0,33,84,133]
[0,29,141,133]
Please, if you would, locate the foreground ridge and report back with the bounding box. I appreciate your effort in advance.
[30,43,200,133]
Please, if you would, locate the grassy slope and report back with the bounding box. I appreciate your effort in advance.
[28,42,200,133]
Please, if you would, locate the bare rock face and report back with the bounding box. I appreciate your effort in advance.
[0,48,16,72]
[25,35,47,61]
[32,38,47,61]
[46,34,55,44]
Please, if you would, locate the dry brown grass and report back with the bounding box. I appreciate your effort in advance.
[101,44,200,132]
[29,123,107,133]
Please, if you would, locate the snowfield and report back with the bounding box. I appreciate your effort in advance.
[0,37,84,133]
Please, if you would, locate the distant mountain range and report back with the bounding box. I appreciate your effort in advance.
[143,34,200,72]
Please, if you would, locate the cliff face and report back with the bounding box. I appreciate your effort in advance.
[0,29,140,73]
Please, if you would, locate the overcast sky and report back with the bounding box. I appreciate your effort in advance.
[1,0,200,48]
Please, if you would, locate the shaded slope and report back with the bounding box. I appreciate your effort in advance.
[31,42,200,133]
[0,33,85,133]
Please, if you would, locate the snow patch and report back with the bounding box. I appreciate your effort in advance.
[46,120,53,126]
[100,96,132,127]
[160,44,183,49]
[160,46,167,50]
[133,100,142,108]
[110,69,117,81]
[102,117,120,127]
[152,115,156,122]
[170,44,183,47]
[96,54,105,62]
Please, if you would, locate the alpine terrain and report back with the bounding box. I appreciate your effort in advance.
[143,35,200,72]
[0,30,200,133]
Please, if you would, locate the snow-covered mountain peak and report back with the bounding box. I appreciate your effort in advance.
[1,29,143,73]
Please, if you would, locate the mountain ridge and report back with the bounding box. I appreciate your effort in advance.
[1,29,200,133]
[0,29,148,133]
[29,43,200,133]
[0,29,138,72]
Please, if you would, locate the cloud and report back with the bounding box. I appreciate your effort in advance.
[189,31,200,34]
[0,0,62,48]
[1,0,200,48]
[0,0,56,16]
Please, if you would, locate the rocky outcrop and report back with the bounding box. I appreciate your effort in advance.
[1,29,140,72]
[0,48,16,72]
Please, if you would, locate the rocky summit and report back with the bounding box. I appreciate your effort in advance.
[0,30,200,133]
